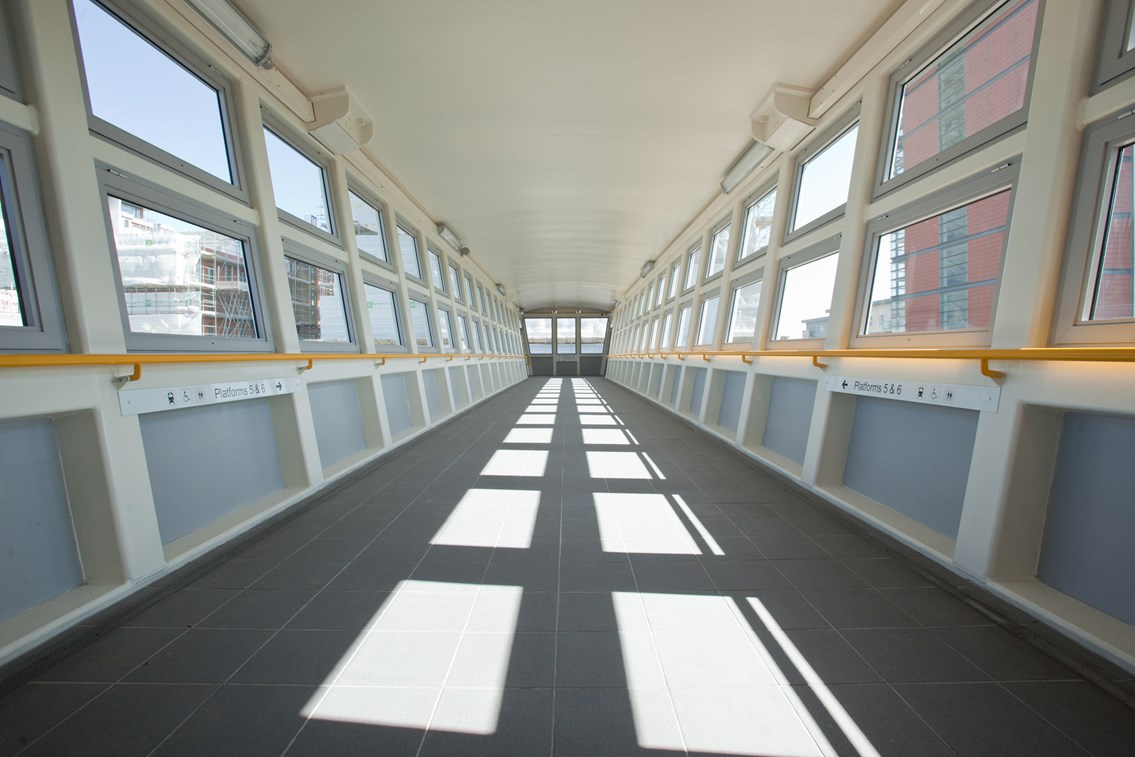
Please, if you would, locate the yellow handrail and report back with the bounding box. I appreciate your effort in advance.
[0,352,528,382]
[608,347,1135,380]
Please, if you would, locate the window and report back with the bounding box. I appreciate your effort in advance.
[656,274,667,307]
[73,0,237,190]
[101,173,268,350]
[675,304,692,349]
[408,296,433,347]
[739,185,776,262]
[474,320,485,353]
[1056,114,1135,343]
[881,0,1038,192]
[0,125,65,351]
[648,317,660,349]
[485,326,496,353]
[284,249,352,347]
[668,261,681,299]
[526,318,552,353]
[660,312,674,349]
[464,274,475,305]
[1097,0,1135,90]
[349,190,389,264]
[477,283,486,314]
[557,318,577,354]
[726,279,762,345]
[436,307,453,350]
[774,243,840,341]
[863,166,1014,338]
[428,248,446,293]
[397,223,422,279]
[645,283,655,313]
[790,112,860,236]
[364,282,402,348]
[696,294,720,345]
[581,317,607,354]
[684,245,701,290]
[456,314,471,351]
[707,221,730,278]
[449,264,462,301]
[263,126,334,236]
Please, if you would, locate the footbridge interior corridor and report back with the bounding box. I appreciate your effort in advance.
[1,377,1132,756]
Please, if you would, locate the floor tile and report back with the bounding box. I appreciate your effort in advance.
[290,687,435,756]
[553,688,684,757]
[285,590,391,631]
[773,559,869,590]
[801,588,920,629]
[1003,681,1135,757]
[933,625,1077,681]
[446,632,555,688]
[0,682,108,755]
[196,589,315,629]
[231,629,361,685]
[122,589,239,629]
[123,628,271,684]
[335,632,461,687]
[841,628,989,683]
[670,686,823,756]
[879,586,994,627]
[421,688,553,757]
[703,560,792,591]
[34,627,184,683]
[795,683,953,756]
[652,630,778,687]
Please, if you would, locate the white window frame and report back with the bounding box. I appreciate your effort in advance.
[347,182,394,271]
[737,181,777,267]
[683,243,702,292]
[395,218,425,282]
[1055,112,1135,344]
[96,162,272,352]
[786,104,861,243]
[855,160,1019,348]
[407,291,436,351]
[706,216,731,281]
[1097,0,1135,90]
[71,0,246,201]
[724,268,764,349]
[449,262,463,302]
[769,235,841,348]
[427,245,447,295]
[282,237,356,352]
[874,0,1040,198]
[362,274,406,352]
[262,115,339,245]
[695,288,722,347]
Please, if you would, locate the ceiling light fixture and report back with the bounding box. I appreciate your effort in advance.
[495,284,506,296]
[459,246,470,257]
[721,140,774,194]
[640,260,655,278]
[185,0,272,69]
[436,223,462,252]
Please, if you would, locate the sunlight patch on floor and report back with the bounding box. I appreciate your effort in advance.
[481,449,548,477]
[581,428,631,445]
[431,488,541,548]
[586,451,651,480]
[504,428,554,444]
[593,493,700,554]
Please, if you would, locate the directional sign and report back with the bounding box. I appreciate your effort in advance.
[825,375,1000,413]
[119,377,299,416]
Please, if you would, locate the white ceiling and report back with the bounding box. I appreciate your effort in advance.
[240,0,903,311]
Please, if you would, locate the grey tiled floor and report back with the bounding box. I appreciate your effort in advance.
[3,377,1134,756]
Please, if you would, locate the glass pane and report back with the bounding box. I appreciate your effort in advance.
[349,191,388,263]
[889,0,1037,180]
[263,128,331,233]
[0,185,24,327]
[108,196,257,338]
[408,297,433,346]
[675,305,692,348]
[685,247,701,289]
[477,284,486,313]
[581,317,607,353]
[364,283,401,347]
[557,318,577,354]
[526,317,552,353]
[669,263,681,299]
[696,295,720,345]
[285,256,349,342]
[740,187,776,260]
[867,189,1011,334]
[649,317,660,349]
[1090,144,1135,320]
[775,253,839,340]
[449,265,461,300]
[793,123,859,231]
[457,314,470,351]
[474,322,485,352]
[465,274,474,304]
[397,226,422,279]
[707,225,730,278]
[436,308,453,349]
[429,250,445,291]
[727,280,762,344]
[656,275,667,306]
[74,0,232,183]
[660,312,674,349]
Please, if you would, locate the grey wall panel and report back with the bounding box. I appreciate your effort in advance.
[422,369,444,418]
[469,365,484,400]
[382,373,414,437]
[843,397,977,539]
[717,371,746,433]
[581,356,603,376]
[140,399,284,544]
[450,367,469,408]
[308,380,367,470]
[0,418,84,622]
[667,365,680,406]
[649,365,663,398]
[1038,412,1135,625]
[762,377,816,465]
[688,367,707,416]
[530,356,553,376]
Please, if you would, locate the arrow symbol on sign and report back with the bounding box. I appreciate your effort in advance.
[275,381,283,391]
[841,380,849,389]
